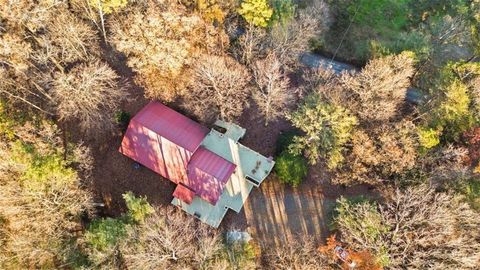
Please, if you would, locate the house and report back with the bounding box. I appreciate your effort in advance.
[119,101,275,227]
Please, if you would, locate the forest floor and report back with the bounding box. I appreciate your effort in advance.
[72,43,379,248]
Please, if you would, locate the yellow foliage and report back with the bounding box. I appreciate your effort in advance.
[89,0,129,14]
[237,0,273,27]
[439,80,471,122]
[196,0,225,22]
[474,164,480,174]
[418,127,441,149]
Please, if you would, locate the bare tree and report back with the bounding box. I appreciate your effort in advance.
[52,61,126,131]
[233,24,269,66]
[383,186,480,269]
[232,0,330,69]
[184,54,251,123]
[0,3,102,117]
[262,236,332,270]
[334,120,418,186]
[337,52,415,122]
[0,33,55,115]
[0,0,59,32]
[267,0,331,68]
[39,8,99,65]
[252,53,292,125]
[109,0,227,102]
[120,207,227,270]
[335,185,480,270]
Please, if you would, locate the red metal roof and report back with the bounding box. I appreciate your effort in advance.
[119,102,236,206]
[186,147,236,205]
[173,184,195,204]
[133,102,209,152]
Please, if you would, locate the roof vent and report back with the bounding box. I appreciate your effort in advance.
[245,175,260,187]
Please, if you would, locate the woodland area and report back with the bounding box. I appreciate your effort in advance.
[0,0,479,269]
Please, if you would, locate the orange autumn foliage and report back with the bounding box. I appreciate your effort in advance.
[319,235,383,270]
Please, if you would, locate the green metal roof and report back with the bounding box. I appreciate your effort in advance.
[171,122,275,228]
[213,119,246,142]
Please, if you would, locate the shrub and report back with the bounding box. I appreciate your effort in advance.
[417,127,441,150]
[461,178,480,211]
[275,130,299,155]
[115,110,130,129]
[223,241,258,269]
[432,79,476,142]
[85,217,127,252]
[123,192,154,223]
[0,100,17,140]
[275,151,308,187]
[237,0,273,27]
[287,94,357,168]
[369,31,430,60]
[11,141,77,191]
[270,0,295,26]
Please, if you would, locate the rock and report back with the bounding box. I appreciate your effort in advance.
[226,230,252,243]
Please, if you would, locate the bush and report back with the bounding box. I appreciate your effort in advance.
[417,127,441,150]
[115,110,130,130]
[462,179,480,211]
[85,218,127,252]
[270,0,295,26]
[11,141,77,191]
[223,241,258,269]
[0,100,18,140]
[430,79,477,142]
[368,31,430,60]
[287,94,357,168]
[275,130,299,155]
[275,151,308,187]
[123,192,154,223]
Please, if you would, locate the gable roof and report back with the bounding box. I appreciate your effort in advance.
[186,147,236,205]
[133,102,209,152]
[120,102,275,227]
[120,101,237,206]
